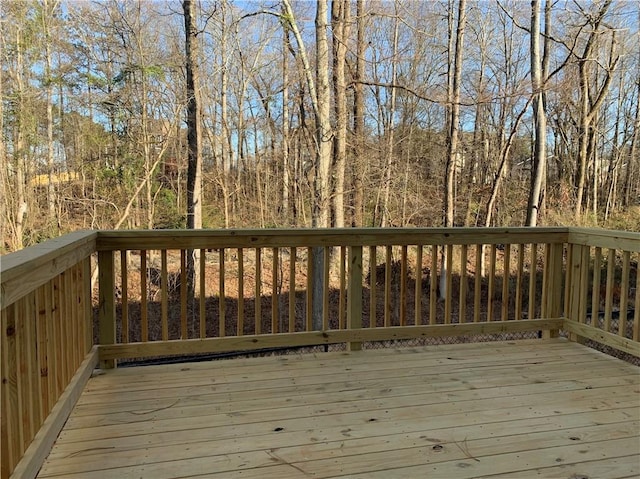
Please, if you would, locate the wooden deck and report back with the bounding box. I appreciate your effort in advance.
[37,339,639,479]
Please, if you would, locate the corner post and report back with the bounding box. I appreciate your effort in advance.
[347,246,363,351]
[542,243,563,339]
[98,251,116,368]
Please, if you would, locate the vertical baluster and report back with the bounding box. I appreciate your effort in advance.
[619,251,630,337]
[487,245,496,321]
[305,247,312,332]
[44,279,56,411]
[238,248,245,336]
[578,246,590,324]
[459,245,468,323]
[2,304,18,473]
[415,245,423,325]
[180,250,188,339]
[200,249,206,338]
[339,246,346,329]
[501,244,510,321]
[529,244,537,320]
[36,286,49,420]
[256,248,263,334]
[400,246,407,326]
[444,244,453,324]
[323,246,330,330]
[515,244,524,321]
[384,245,392,327]
[289,247,296,332]
[140,250,148,342]
[219,248,226,337]
[591,247,602,328]
[633,252,639,342]
[369,246,377,327]
[474,245,482,323]
[604,249,615,333]
[120,251,128,343]
[161,250,168,341]
[272,247,279,334]
[430,245,438,325]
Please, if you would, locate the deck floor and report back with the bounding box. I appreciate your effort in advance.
[37,338,640,478]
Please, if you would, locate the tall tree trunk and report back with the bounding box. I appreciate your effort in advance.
[352,0,366,227]
[526,0,546,227]
[331,0,350,228]
[380,8,399,228]
[184,0,203,337]
[184,0,203,231]
[441,0,466,298]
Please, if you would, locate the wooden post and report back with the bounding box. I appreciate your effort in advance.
[542,243,563,339]
[98,251,116,369]
[347,246,363,351]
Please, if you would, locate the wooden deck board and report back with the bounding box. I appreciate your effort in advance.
[37,339,640,478]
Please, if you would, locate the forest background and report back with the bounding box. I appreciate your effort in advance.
[1,0,639,254]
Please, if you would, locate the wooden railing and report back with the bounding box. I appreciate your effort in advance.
[1,227,638,479]
[0,231,98,479]
[563,228,640,357]
[94,228,569,364]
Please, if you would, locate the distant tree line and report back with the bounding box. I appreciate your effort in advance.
[1,0,639,252]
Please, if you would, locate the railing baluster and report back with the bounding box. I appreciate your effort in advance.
[400,245,407,326]
[415,245,423,325]
[289,247,296,332]
[578,245,590,324]
[161,250,168,341]
[384,245,392,327]
[619,251,630,337]
[487,245,496,321]
[591,247,602,328]
[323,246,330,331]
[501,244,510,321]
[36,286,49,419]
[444,244,453,324]
[515,244,524,321]
[272,247,278,334]
[2,304,17,472]
[339,246,346,329]
[219,248,226,338]
[529,244,537,320]
[369,246,376,328]
[305,247,311,332]
[604,248,615,333]
[120,250,128,344]
[459,244,467,323]
[199,249,206,338]
[256,248,262,335]
[140,250,148,342]
[634,253,640,342]
[430,245,437,325]
[238,248,244,336]
[474,244,482,323]
[181,250,188,339]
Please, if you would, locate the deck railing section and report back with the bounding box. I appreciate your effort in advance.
[95,228,568,363]
[0,231,98,479]
[564,228,640,357]
[2,227,639,479]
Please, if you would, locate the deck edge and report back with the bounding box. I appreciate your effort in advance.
[10,347,99,479]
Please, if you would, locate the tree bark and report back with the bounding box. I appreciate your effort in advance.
[526,0,546,227]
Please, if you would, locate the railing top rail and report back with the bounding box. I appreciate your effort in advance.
[0,230,97,309]
[96,227,570,250]
[568,227,640,252]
